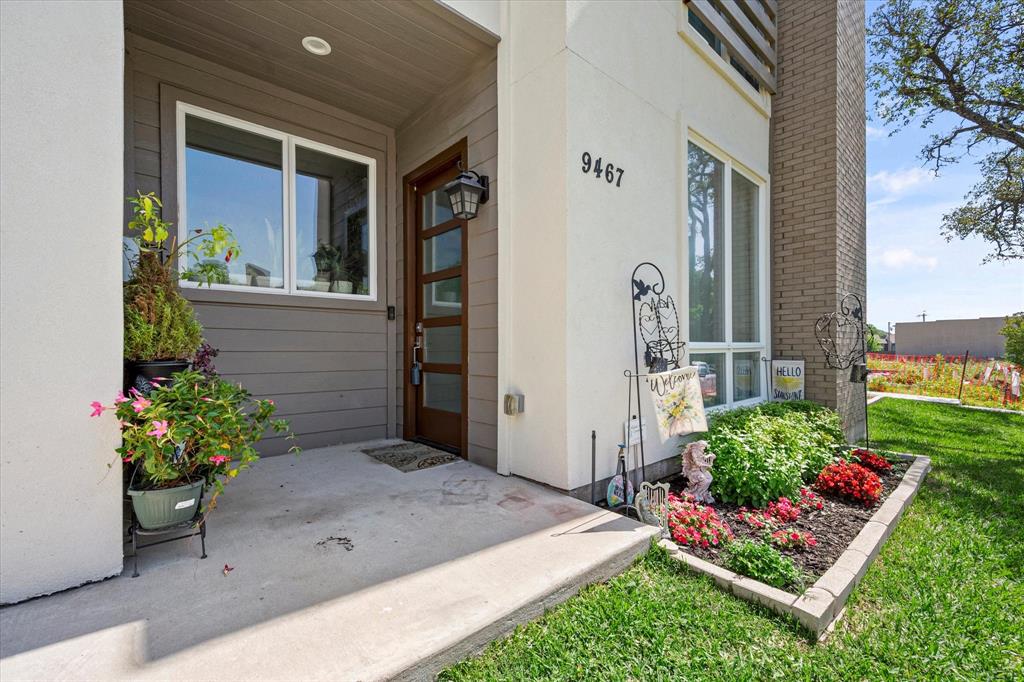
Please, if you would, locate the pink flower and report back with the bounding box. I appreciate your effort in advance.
[122,456,133,463]
[210,455,230,465]
[114,391,130,404]
[147,420,168,438]
[132,397,151,414]
[150,380,162,388]
[200,397,213,402]
[89,401,107,417]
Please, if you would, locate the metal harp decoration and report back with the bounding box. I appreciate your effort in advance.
[814,292,871,448]
[632,262,684,373]
[624,262,686,488]
[636,481,671,537]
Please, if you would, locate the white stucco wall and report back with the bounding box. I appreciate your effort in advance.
[500,0,771,491]
[1,0,125,603]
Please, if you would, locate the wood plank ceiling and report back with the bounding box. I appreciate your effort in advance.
[124,0,499,128]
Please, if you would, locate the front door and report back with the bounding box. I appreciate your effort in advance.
[404,143,467,454]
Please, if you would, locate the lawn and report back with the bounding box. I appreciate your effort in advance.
[867,353,1022,411]
[442,400,1024,680]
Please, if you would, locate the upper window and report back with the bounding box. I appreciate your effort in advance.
[177,103,376,299]
[687,140,766,409]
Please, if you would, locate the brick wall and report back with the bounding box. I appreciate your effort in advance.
[771,0,867,441]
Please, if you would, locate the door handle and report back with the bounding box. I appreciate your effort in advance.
[411,334,423,386]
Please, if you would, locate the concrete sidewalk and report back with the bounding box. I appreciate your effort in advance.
[0,442,657,681]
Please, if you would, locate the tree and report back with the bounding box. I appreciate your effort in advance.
[868,0,1024,262]
[1001,312,1024,365]
[866,323,885,353]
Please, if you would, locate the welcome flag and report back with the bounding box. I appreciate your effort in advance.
[646,366,708,442]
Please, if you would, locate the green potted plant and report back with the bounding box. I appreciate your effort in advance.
[92,369,298,529]
[123,192,239,392]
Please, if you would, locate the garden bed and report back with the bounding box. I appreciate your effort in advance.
[663,458,910,580]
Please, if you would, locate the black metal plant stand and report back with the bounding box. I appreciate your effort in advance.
[814,292,871,449]
[128,511,207,578]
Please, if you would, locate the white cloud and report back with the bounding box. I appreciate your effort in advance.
[866,124,887,140]
[876,248,938,270]
[867,167,933,195]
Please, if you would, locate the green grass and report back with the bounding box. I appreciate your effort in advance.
[442,400,1024,680]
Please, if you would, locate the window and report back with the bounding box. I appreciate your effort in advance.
[687,140,767,409]
[687,6,762,93]
[177,103,376,299]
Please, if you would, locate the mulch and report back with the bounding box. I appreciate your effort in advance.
[663,459,910,580]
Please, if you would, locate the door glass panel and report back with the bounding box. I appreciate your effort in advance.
[183,114,283,288]
[690,352,726,408]
[422,188,454,228]
[423,276,461,318]
[424,326,461,364]
[295,145,371,296]
[733,351,761,402]
[423,372,461,413]
[423,228,461,273]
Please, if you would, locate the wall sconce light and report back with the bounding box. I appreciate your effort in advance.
[444,163,489,220]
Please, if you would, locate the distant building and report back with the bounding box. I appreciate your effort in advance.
[895,317,1007,359]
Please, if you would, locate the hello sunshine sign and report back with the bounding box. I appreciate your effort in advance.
[771,360,805,401]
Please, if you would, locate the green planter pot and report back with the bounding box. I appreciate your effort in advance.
[128,479,204,529]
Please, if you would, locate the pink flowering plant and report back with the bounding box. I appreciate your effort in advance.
[769,529,817,550]
[92,370,297,507]
[666,493,734,549]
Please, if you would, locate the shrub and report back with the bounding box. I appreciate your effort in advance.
[666,493,734,549]
[816,460,882,506]
[701,401,846,507]
[123,287,203,361]
[852,448,892,473]
[724,539,803,589]
[769,529,817,550]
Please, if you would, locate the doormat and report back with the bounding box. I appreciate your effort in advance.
[361,442,460,473]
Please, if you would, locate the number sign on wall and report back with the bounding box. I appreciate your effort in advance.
[581,152,624,187]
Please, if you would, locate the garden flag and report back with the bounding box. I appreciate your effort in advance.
[646,366,707,442]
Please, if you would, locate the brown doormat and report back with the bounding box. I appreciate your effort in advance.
[361,442,460,472]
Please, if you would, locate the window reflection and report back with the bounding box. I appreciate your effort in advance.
[688,143,725,342]
[184,115,283,288]
[295,146,371,295]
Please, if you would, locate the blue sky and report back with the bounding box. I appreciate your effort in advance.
[864,1,1024,329]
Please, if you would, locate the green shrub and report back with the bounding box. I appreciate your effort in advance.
[124,286,203,361]
[1001,312,1024,366]
[701,401,845,507]
[724,539,803,590]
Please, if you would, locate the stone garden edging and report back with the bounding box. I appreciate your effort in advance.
[659,453,932,640]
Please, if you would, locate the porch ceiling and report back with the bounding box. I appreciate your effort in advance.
[124,0,498,128]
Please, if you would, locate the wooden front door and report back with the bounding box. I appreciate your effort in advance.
[403,142,468,454]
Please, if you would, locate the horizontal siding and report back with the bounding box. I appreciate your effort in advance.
[125,35,395,455]
[396,56,499,466]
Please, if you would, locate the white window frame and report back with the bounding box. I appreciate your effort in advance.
[684,132,770,411]
[175,101,378,301]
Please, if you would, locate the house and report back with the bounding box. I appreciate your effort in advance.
[0,0,867,605]
[895,317,1009,359]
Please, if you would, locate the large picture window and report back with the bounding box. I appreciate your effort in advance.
[687,139,767,409]
[176,103,376,299]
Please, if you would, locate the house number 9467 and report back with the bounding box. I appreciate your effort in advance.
[581,152,624,187]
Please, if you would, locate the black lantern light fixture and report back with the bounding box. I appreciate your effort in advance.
[444,162,489,220]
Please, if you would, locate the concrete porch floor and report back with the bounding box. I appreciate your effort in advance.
[0,441,658,681]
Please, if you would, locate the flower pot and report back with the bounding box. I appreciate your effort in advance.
[330,280,354,294]
[124,359,190,395]
[128,479,204,529]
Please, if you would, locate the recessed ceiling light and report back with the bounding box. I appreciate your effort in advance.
[302,36,331,56]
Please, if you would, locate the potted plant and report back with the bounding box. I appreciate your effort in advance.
[123,193,238,392]
[92,369,298,529]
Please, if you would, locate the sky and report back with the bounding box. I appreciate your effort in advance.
[863,2,1024,330]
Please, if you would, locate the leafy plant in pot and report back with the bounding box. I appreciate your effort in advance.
[92,370,298,529]
[123,192,238,392]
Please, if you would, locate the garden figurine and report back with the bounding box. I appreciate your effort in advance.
[682,439,715,503]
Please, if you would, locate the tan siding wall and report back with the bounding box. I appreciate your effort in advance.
[396,57,499,468]
[124,34,396,455]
